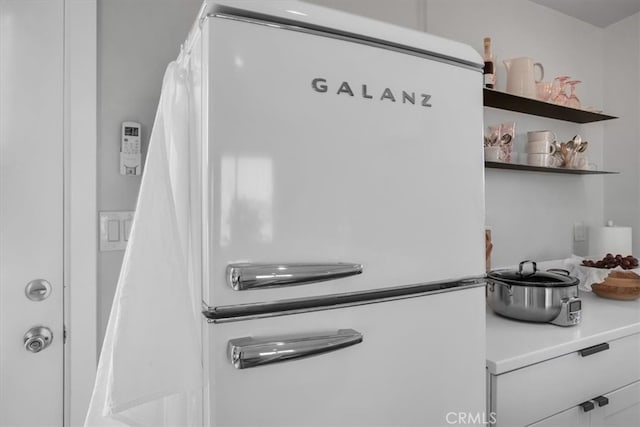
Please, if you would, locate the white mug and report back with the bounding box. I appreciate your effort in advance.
[525,140,556,154]
[527,153,556,167]
[484,146,501,162]
[527,130,556,142]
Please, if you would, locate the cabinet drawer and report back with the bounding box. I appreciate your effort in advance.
[491,333,640,426]
[596,380,640,425]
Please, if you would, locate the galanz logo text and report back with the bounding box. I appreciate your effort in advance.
[311,78,432,107]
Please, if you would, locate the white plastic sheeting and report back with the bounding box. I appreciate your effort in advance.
[85,51,203,426]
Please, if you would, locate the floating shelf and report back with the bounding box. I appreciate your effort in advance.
[485,161,619,175]
[483,89,617,123]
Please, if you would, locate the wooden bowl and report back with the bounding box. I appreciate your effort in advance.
[591,280,640,301]
[602,276,640,288]
[592,271,640,300]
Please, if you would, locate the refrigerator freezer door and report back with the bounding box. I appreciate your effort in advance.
[205,286,486,426]
[202,15,485,307]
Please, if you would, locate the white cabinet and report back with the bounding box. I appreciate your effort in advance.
[488,332,640,427]
[529,405,588,427]
[530,381,640,427]
[593,381,640,427]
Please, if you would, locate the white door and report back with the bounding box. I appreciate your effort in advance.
[0,1,65,425]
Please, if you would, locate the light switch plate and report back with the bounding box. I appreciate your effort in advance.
[99,211,134,251]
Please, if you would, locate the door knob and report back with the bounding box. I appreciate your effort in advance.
[23,326,53,353]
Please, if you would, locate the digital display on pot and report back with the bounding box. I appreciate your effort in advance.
[569,300,582,312]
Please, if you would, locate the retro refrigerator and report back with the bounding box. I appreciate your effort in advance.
[190,1,487,425]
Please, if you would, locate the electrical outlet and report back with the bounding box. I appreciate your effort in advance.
[574,222,586,242]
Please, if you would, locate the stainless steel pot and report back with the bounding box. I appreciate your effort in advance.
[486,260,581,326]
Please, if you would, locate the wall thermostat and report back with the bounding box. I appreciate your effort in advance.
[120,121,141,176]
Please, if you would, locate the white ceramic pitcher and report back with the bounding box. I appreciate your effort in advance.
[503,57,544,98]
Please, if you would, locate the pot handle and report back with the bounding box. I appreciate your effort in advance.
[518,260,537,277]
[487,280,513,296]
[547,268,571,276]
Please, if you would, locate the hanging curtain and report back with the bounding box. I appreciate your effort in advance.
[85,49,202,426]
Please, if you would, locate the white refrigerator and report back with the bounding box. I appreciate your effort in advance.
[190,1,487,425]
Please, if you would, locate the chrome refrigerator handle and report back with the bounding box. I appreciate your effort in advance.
[228,329,363,369]
[227,263,363,290]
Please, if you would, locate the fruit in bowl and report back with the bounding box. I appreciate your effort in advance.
[581,253,639,270]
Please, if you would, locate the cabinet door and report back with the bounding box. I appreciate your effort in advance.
[527,406,589,427]
[491,333,640,426]
[592,381,640,427]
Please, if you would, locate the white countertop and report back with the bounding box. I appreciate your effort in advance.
[486,290,640,375]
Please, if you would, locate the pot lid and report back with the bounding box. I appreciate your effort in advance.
[488,260,579,288]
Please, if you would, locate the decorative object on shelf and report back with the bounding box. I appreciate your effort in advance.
[571,139,590,169]
[503,57,544,98]
[499,122,514,162]
[527,153,557,167]
[524,130,558,167]
[484,124,500,146]
[484,122,514,162]
[553,142,570,167]
[485,228,493,272]
[552,134,587,168]
[535,81,553,101]
[483,37,496,89]
[566,80,582,109]
[526,130,557,166]
[551,75,570,106]
[484,146,501,161]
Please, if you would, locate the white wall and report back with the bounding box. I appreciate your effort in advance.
[97,0,202,345]
[307,0,623,267]
[304,0,425,30]
[425,0,607,267]
[603,12,640,255]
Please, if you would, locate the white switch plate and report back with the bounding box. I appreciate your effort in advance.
[99,211,134,251]
[574,222,586,242]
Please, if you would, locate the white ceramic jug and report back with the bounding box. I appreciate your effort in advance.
[503,57,544,98]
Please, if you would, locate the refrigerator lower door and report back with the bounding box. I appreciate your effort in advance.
[204,287,485,426]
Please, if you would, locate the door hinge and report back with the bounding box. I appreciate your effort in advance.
[63,325,68,344]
